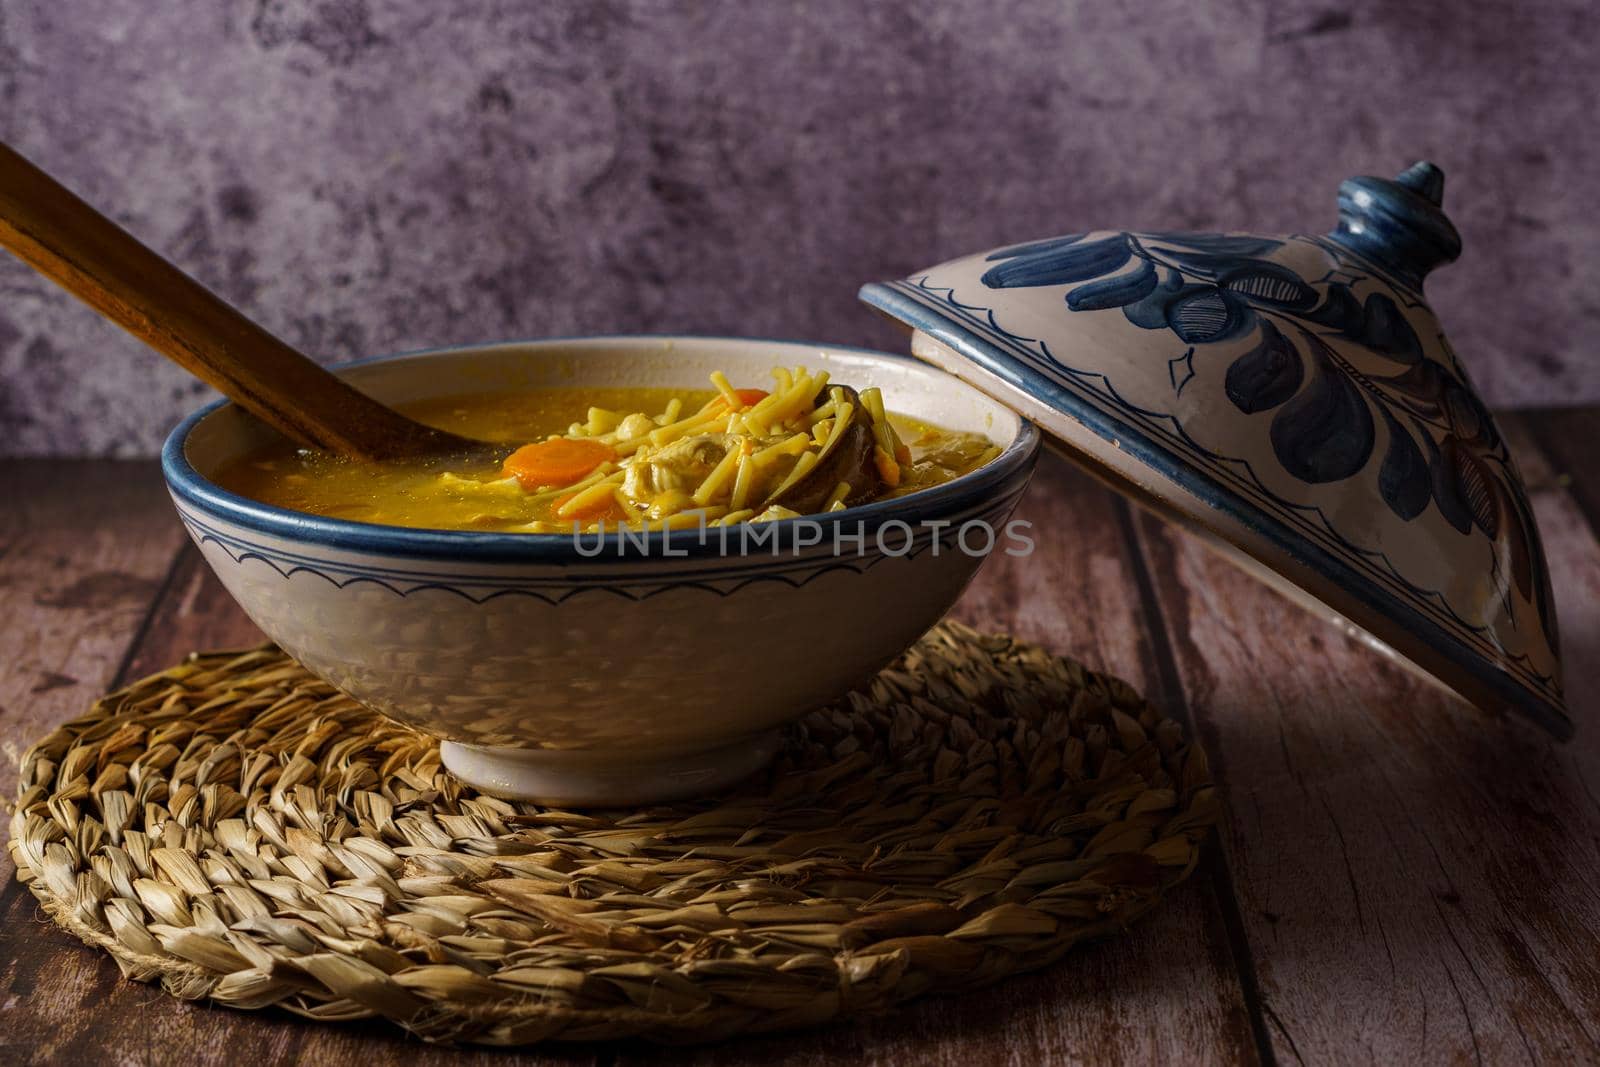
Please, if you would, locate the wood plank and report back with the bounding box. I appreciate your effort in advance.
[0,458,189,1062]
[623,453,1261,1066]
[0,459,183,808]
[1126,414,1600,1065]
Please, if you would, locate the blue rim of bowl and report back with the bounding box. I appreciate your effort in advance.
[162,335,1043,564]
[859,283,1572,740]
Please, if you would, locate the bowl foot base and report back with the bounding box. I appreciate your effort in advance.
[439,731,783,806]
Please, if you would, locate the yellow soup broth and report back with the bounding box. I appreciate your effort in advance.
[215,375,999,533]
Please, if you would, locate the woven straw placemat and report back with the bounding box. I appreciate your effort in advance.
[8,620,1216,1046]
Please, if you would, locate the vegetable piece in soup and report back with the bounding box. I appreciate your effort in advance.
[214,366,1001,532]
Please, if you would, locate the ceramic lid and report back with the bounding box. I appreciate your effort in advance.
[860,162,1569,738]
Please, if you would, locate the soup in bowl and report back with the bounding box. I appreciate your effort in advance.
[164,337,1040,804]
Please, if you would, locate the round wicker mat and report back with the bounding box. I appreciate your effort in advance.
[8,620,1216,1046]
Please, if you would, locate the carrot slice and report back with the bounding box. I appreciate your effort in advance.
[873,446,902,488]
[503,438,617,489]
[553,489,627,522]
[701,388,770,415]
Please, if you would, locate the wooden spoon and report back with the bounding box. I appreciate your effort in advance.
[0,142,494,462]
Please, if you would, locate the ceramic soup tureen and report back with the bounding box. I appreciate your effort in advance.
[862,162,1568,738]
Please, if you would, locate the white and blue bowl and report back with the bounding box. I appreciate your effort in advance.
[163,336,1040,804]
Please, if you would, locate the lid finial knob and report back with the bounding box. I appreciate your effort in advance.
[1395,160,1446,205]
[1329,160,1462,287]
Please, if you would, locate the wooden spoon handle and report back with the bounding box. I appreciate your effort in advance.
[0,142,447,459]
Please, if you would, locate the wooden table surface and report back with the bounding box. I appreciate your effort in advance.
[2,408,1598,1066]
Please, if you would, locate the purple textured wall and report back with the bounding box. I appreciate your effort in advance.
[1,0,1595,456]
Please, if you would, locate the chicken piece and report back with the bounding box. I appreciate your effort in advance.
[436,471,528,499]
[615,412,656,441]
[622,434,738,500]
